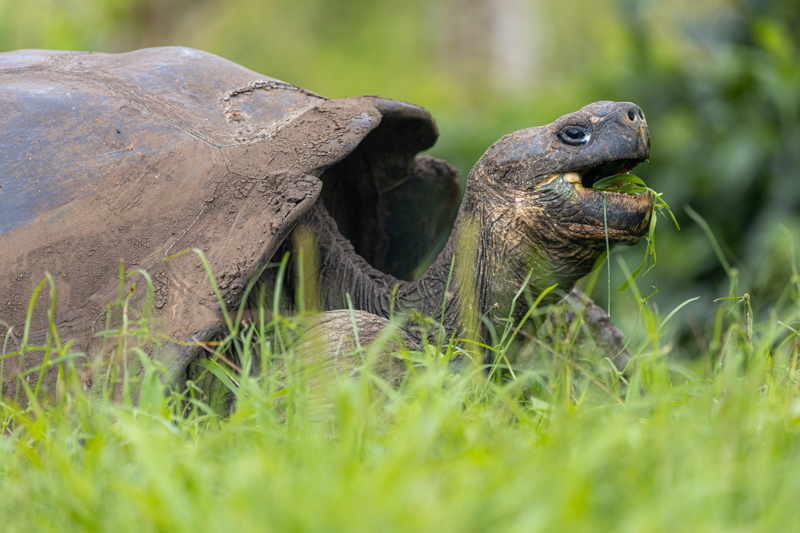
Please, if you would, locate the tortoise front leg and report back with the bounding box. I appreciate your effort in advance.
[543,287,631,371]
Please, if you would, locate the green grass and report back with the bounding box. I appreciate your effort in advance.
[3,255,800,532]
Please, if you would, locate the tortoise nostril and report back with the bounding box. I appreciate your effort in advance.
[638,109,645,120]
[627,109,636,121]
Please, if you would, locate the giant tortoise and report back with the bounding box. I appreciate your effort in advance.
[0,47,652,396]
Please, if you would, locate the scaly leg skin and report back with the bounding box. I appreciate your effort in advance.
[283,310,414,419]
[188,310,415,416]
[545,287,631,372]
[298,310,413,389]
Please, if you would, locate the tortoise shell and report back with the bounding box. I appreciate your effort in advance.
[0,47,459,384]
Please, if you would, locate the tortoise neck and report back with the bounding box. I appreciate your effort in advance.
[405,185,571,339]
[400,202,499,337]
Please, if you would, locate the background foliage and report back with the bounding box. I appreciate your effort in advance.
[2,0,799,354]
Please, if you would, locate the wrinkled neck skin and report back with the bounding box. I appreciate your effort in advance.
[272,174,607,340]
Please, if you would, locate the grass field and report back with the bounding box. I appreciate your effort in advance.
[3,252,800,533]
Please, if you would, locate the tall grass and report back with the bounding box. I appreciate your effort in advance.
[2,243,800,532]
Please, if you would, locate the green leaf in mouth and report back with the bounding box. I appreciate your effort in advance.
[591,173,648,191]
[592,173,681,302]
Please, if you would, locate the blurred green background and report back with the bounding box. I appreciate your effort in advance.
[2,0,799,355]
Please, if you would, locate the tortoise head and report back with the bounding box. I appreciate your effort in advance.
[465,101,654,295]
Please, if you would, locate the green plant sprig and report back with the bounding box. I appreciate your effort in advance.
[594,174,680,296]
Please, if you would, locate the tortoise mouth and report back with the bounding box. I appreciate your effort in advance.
[577,157,644,189]
[540,155,653,242]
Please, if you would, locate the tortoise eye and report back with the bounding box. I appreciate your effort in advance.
[559,126,591,146]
